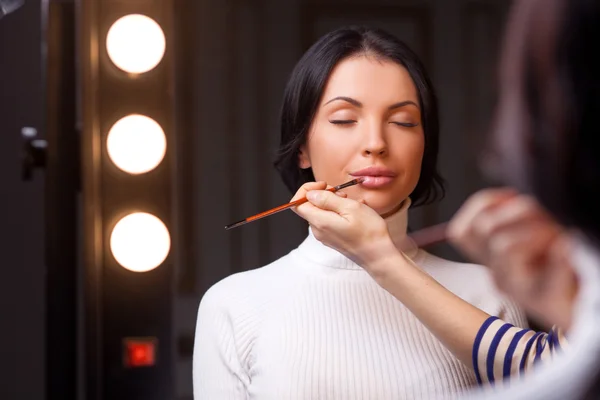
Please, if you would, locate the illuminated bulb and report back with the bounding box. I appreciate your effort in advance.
[107,114,166,174]
[110,213,170,272]
[106,14,165,74]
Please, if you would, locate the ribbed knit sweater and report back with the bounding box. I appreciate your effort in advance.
[193,201,527,399]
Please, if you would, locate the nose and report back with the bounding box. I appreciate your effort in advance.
[362,123,388,157]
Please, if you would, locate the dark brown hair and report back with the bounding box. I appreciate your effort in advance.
[273,26,445,207]
[492,0,600,243]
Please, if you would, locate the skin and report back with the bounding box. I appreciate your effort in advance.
[298,54,424,217]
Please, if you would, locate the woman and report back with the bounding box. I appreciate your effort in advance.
[193,26,527,399]
[295,0,600,398]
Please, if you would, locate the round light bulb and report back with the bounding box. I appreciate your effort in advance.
[107,114,166,174]
[106,14,166,74]
[110,212,171,272]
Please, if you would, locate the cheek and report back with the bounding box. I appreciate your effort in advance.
[306,127,356,178]
[390,132,425,172]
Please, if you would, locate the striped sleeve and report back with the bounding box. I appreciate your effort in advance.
[472,316,568,386]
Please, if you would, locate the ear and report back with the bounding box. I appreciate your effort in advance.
[298,145,311,169]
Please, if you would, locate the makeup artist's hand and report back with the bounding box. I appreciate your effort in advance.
[448,188,578,329]
[291,182,398,276]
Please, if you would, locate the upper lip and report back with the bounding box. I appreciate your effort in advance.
[349,166,397,177]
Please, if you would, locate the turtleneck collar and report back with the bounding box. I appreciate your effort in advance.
[296,198,419,270]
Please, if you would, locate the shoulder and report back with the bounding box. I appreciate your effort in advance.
[197,251,300,319]
[417,250,526,323]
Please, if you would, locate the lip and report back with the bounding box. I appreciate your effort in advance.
[349,166,397,189]
[350,166,397,177]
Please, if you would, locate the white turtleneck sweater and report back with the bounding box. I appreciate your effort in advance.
[193,202,527,399]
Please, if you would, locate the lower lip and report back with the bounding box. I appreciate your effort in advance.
[355,176,395,188]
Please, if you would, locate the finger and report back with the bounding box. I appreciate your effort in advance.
[306,189,361,216]
[454,194,559,266]
[447,188,519,261]
[448,188,518,241]
[335,191,348,198]
[483,220,560,293]
[488,226,548,260]
[290,181,327,203]
[548,232,574,266]
[469,200,561,268]
[489,245,548,302]
[487,227,547,272]
[289,181,327,216]
[475,195,554,238]
[294,199,347,230]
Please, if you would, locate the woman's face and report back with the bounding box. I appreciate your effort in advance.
[299,55,425,216]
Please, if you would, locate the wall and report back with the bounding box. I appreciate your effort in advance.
[0,1,46,399]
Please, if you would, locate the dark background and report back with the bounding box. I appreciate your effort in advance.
[0,0,45,399]
[0,0,509,398]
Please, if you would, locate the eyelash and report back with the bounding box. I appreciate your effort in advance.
[329,120,356,125]
[329,120,418,128]
[391,122,418,128]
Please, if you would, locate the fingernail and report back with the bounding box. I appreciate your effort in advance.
[306,191,318,201]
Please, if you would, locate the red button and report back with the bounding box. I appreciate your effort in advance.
[123,337,157,367]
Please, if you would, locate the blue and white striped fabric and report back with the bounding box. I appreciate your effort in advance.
[473,316,567,386]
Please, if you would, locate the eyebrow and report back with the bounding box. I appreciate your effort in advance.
[323,96,419,110]
[388,100,419,110]
[324,96,362,107]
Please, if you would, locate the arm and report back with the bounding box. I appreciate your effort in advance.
[367,245,493,370]
[294,184,571,383]
[348,233,569,385]
[193,289,249,399]
[350,238,570,385]
[473,317,567,385]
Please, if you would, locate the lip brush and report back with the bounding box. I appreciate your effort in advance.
[224,178,365,230]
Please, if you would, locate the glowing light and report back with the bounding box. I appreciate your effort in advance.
[107,114,166,174]
[106,14,165,74]
[110,213,170,272]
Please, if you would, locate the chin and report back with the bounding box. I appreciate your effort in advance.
[359,193,406,216]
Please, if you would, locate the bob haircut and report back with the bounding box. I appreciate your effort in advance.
[273,26,445,207]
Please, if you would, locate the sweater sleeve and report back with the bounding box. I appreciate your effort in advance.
[472,316,568,386]
[193,288,249,400]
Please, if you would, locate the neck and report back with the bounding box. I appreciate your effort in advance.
[297,198,418,270]
[379,200,406,219]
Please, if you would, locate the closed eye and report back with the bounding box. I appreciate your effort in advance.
[390,122,419,128]
[329,120,356,125]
